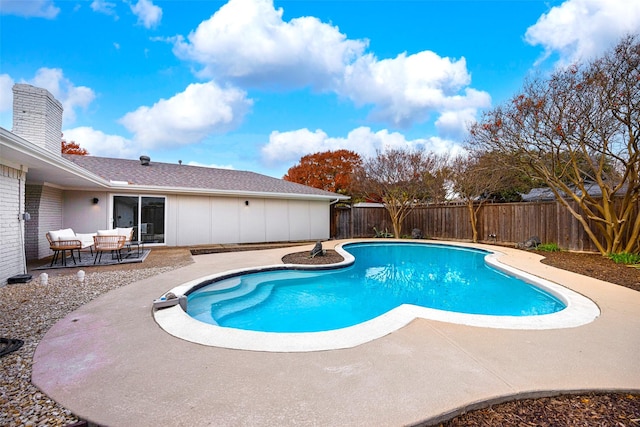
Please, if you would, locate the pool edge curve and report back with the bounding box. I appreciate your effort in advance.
[153,240,600,352]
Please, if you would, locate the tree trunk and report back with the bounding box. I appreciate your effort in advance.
[467,201,479,243]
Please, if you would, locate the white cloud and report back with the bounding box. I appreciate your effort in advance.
[0,69,94,125]
[187,161,234,170]
[434,108,478,140]
[91,0,117,17]
[130,0,162,29]
[62,126,136,158]
[119,81,252,148]
[262,126,464,166]
[172,0,488,130]
[30,68,95,124]
[173,0,367,88]
[0,0,60,18]
[0,74,15,112]
[525,0,640,65]
[339,51,491,128]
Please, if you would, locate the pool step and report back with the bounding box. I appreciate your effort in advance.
[212,284,275,321]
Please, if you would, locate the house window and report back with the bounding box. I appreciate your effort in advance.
[113,195,165,243]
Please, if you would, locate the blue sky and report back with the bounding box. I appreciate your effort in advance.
[1,0,639,178]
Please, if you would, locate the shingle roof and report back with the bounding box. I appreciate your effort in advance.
[64,155,347,199]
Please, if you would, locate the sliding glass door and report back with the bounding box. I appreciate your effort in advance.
[113,195,165,243]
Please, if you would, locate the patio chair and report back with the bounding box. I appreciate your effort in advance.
[97,227,133,243]
[98,227,136,255]
[46,231,81,267]
[93,235,126,264]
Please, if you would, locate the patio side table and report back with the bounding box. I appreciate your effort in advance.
[125,241,144,258]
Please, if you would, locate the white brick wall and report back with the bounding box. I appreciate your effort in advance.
[12,84,63,155]
[23,184,64,260]
[37,186,63,259]
[0,165,26,286]
[24,184,42,260]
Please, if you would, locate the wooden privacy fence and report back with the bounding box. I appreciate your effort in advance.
[331,199,640,253]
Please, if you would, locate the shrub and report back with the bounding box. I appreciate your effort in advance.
[607,252,640,265]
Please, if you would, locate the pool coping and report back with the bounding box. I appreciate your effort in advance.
[153,240,600,352]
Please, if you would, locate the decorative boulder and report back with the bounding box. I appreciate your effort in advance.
[411,228,423,239]
[516,236,542,250]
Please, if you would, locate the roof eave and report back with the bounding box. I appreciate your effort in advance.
[1,127,110,188]
[107,183,351,201]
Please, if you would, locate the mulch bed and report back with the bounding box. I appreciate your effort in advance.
[439,393,640,427]
[538,250,640,292]
[281,249,344,265]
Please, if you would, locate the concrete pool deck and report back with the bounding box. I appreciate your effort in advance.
[32,240,640,426]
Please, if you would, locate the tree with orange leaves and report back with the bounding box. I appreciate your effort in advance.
[284,149,362,195]
[61,135,89,155]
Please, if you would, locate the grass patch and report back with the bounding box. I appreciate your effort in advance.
[536,242,561,252]
[607,252,640,265]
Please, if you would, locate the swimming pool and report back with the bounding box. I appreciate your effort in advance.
[186,242,565,333]
[154,240,600,352]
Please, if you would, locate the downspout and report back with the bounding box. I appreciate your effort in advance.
[18,165,27,274]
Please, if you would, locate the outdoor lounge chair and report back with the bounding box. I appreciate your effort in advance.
[93,235,126,264]
[97,227,134,243]
[47,231,81,267]
[97,227,137,254]
[47,228,95,266]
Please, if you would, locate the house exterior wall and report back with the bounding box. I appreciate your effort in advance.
[24,184,43,260]
[209,197,241,244]
[239,198,266,243]
[36,186,64,259]
[57,192,331,250]
[0,164,26,285]
[170,195,330,246]
[175,195,211,246]
[63,191,110,234]
[265,199,290,242]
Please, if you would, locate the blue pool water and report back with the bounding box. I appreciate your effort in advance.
[186,242,566,333]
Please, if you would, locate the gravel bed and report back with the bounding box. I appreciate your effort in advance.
[0,264,188,426]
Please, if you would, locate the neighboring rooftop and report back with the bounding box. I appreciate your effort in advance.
[520,181,630,202]
[64,155,347,199]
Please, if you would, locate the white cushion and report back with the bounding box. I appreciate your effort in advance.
[49,228,76,241]
[98,228,133,243]
[116,227,134,241]
[75,233,97,248]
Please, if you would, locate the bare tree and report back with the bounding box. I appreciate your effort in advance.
[448,151,520,242]
[351,149,444,238]
[468,35,640,255]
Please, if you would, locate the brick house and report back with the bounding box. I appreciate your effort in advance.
[0,84,348,285]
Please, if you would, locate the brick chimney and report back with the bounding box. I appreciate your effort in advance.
[12,84,63,156]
